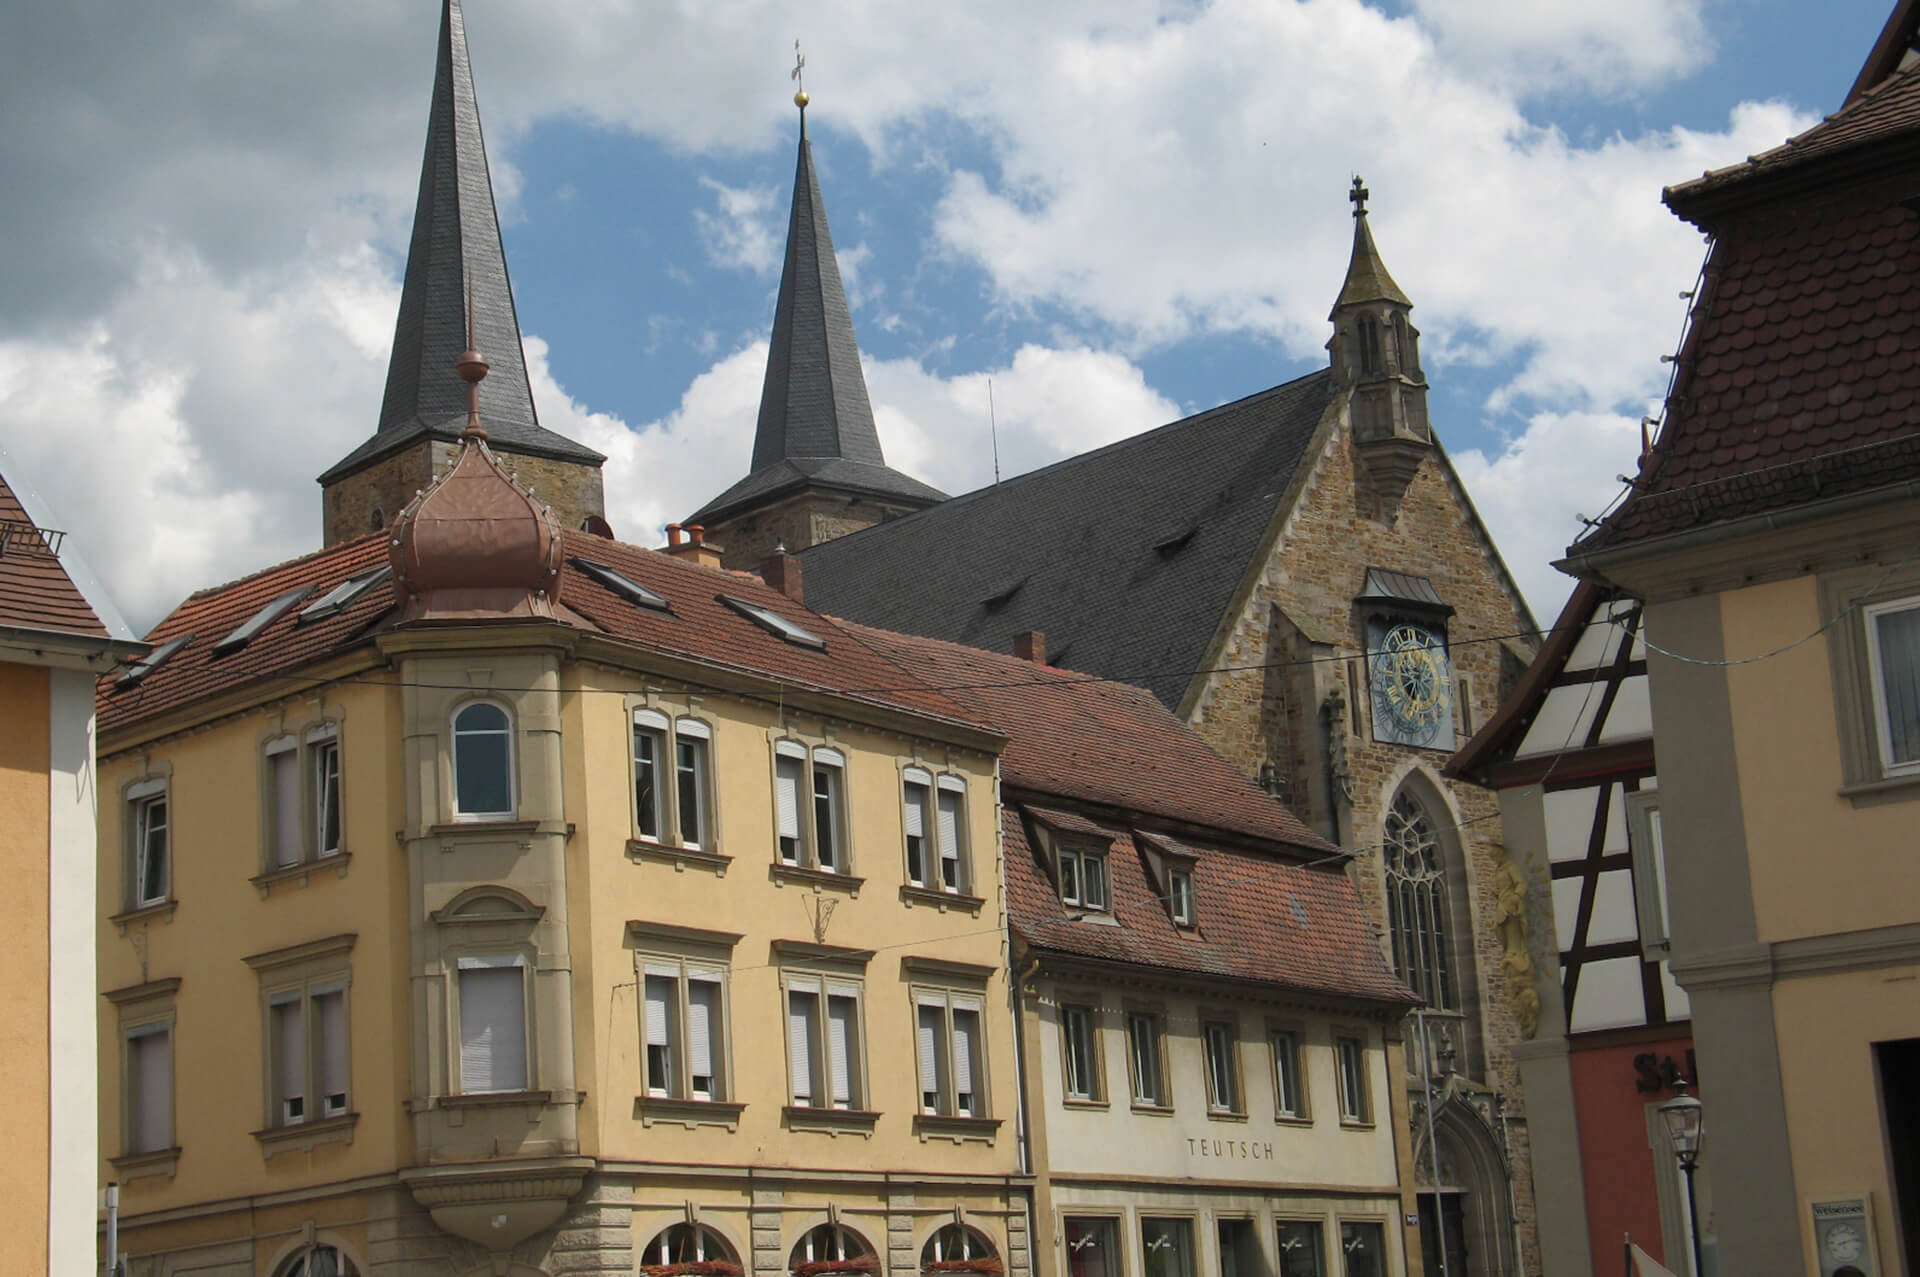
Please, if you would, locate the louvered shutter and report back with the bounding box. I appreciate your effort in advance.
[688,975,719,1096]
[826,991,856,1107]
[917,1002,944,1112]
[787,986,818,1105]
[274,997,306,1122]
[775,756,804,857]
[952,1002,980,1114]
[903,781,930,884]
[458,965,527,1093]
[269,746,301,868]
[133,1030,171,1152]
[937,789,963,888]
[316,990,348,1114]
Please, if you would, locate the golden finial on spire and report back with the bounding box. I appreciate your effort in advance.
[792,39,809,109]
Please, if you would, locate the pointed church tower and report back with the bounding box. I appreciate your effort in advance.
[688,88,945,568]
[318,0,605,546]
[1328,177,1431,514]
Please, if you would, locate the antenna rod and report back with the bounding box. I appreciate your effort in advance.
[989,377,1001,485]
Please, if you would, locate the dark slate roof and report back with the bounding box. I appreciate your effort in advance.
[798,370,1335,709]
[1358,566,1450,613]
[1333,205,1410,311]
[318,0,602,484]
[686,115,942,525]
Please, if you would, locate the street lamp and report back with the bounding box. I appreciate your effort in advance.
[1658,1080,1706,1277]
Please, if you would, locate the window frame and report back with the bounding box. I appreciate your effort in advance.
[260,720,346,876]
[772,736,853,876]
[244,933,358,1153]
[106,976,180,1179]
[450,699,517,822]
[1820,563,1920,795]
[1275,1219,1327,1277]
[126,777,171,911]
[1064,1215,1124,1277]
[1270,1024,1311,1123]
[902,766,973,895]
[1125,1007,1170,1111]
[1139,1215,1197,1277]
[1057,843,1111,913]
[1060,1000,1106,1106]
[914,985,990,1120]
[639,955,731,1103]
[632,709,719,852]
[1334,1033,1372,1126]
[1863,595,1920,777]
[781,971,869,1113]
[452,952,533,1096]
[1335,1220,1388,1277]
[1168,867,1196,927]
[1623,787,1672,961]
[1201,1016,1244,1117]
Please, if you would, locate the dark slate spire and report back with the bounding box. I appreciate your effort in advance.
[687,100,945,529]
[1333,176,1412,312]
[319,0,601,485]
[751,106,888,471]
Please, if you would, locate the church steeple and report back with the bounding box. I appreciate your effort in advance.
[317,0,604,546]
[1328,177,1430,513]
[686,81,945,566]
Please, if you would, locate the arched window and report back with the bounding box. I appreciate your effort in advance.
[639,1223,741,1275]
[452,701,514,818]
[791,1223,877,1274]
[369,507,385,533]
[1383,789,1456,1010]
[923,1224,1000,1273]
[275,1244,360,1277]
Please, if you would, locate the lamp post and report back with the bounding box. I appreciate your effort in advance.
[1658,1080,1706,1277]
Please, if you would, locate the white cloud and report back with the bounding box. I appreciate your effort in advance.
[1451,408,1651,619]
[1408,0,1712,97]
[694,178,783,276]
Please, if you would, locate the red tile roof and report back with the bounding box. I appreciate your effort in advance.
[1576,158,1920,553]
[98,530,981,738]
[836,621,1333,853]
[1004,809,1415,1005]
[0,469,110,640]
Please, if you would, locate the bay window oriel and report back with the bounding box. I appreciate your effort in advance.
[451,700,515,820]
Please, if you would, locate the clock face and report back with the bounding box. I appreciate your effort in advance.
[1370,622,1452,747]
[1825,1221,1864,1262]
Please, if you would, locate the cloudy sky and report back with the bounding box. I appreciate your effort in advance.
[0,0,1894,632]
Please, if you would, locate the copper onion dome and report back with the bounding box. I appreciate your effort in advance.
[389,338,562,622]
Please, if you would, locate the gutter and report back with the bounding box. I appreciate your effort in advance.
[0,624,147,672]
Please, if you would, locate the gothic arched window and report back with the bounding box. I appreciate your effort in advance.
[1358,316,1384,375]
[1383,790,1457,1010]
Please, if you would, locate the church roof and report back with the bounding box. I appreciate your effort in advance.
[686,111,943,526]
[318,0,602,485]
[798,370,1334,709]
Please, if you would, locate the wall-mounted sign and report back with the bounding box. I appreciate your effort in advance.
[1186,1136,1276,1161]
[1811,1196,1877,1277]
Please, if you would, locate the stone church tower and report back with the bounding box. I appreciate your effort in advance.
[686,96,946,568]
[317,0,605,545]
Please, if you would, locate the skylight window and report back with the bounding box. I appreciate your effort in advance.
[720,595,825,650]
[211,586,315,657]
[114,633,195,689]
[570,557,671,613]
[299,565,392,623]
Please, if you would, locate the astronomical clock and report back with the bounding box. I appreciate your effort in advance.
[1367,615,1454,750]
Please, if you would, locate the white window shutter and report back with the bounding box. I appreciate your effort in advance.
[788,989,818,1104]
[459,967,527,1093]
[688,977,718,1083]
[953,1004,980,1110]
[775,757,803,845]
[937,790,963,885]
[270,749,301,868]
[827,994,855,1107]
[134,1031,171,1152]
[904,783,928,838]
[316,991,348,1113]
[917,1004,944,1108]
[645,974,674,1044]
[274,998,306,1120]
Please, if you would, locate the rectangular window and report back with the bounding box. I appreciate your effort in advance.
[1275,1221,1325,1277]
[458,959,528,1094]
[127,1027,172,1154]
[904,776,932,886]
[313,735,342,857]
[1064,1218,1119,1277]
[1059,847,1109,911]
[1127,1011,1165,1107]
[267,983,350,1126]
[130,785,170,909]
[776,742,850,873]
[776,750,805,863]
[1169,869,1195,926]
[786,978,864,1109]
[1624,789,1672,961]
[267,738,301,869]
[633,711,715,851]
[1217,1220,1260,1277]
[1337,1222,1385,1277]
[1867,598,1920,773]
[634,715,666,841]
[1203,1020,1241,1114]
[1140,1217,1195,1277]
[676,719,711,849]
[642,961,728,1101]
[1271,1029,1306,1120]
[1336,1036,1370,1124]
[916,991,985,1117]
[936,779,967,891]
[812,749,845,871]
[1062,1004,1101,1102]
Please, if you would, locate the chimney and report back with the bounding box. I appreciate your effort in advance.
[760,550,804,603]
[1013,631,1046,664]
[660,522,725,568]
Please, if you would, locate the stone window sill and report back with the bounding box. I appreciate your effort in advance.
[429,819,542,837]
[251,851,352,898]
[253,1111,358,1158]
[899,884,987,916]
[628,838,732,876]
[1838,771,1920,807]
[636,1096,747,1130]
[110,899,177,935]
[913,1114,1002,1144]
[1275,1114,1315,1128]
[1206,1107,1250,1123]
[770,862,865,896]
[1062,1097,1110,1111]
[110,1146,180,1182]
[438,1088,555,1109]
[783,1105,880,1137]
[1129,1102,1175,1117]
[1339,1117,1377,1131]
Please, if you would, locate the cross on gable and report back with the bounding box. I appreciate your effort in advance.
[1350,175,1369,216]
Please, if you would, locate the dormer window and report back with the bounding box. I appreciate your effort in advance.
[572,557,670,613]
[1168,869,1195,927]
[1059,845,1110,913]
[721,595,825,650]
